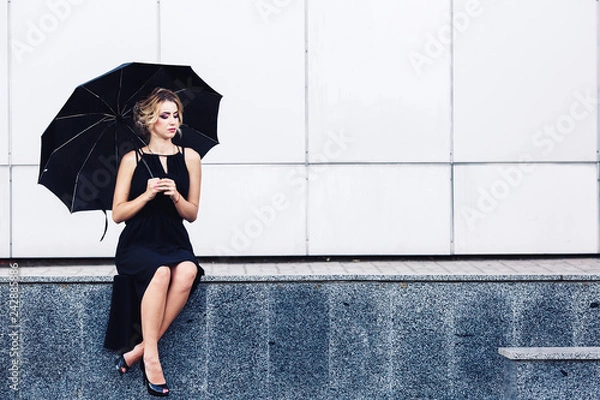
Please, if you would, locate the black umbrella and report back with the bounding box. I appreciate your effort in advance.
[38,62,222,217]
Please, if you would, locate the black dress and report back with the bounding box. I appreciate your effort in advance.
[104,148,202,351]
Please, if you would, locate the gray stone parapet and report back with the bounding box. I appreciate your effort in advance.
[2,257,600,399]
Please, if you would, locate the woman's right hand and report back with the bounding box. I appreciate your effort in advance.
[145,178,162,201]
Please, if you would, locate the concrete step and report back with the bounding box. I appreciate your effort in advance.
[499,347,600,400]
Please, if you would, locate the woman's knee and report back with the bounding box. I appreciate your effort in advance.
[172,262,197,289]
[152,266,172,285]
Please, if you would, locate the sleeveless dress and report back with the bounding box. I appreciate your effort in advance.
[104,148,202,351]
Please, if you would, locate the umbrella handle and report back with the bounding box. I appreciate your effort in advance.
[141,157,155,179]
[125,128,155,179]
[100,210,108,241]
[133,146,155,179]
[99,153,152,242]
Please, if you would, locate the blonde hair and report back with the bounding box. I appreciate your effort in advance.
[133,87,184,141]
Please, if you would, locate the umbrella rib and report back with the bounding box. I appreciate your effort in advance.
[46,117,113,160]
[122,66,167,107]
[81,86,118,115]
[123,123,146,147]
[120,66,221,116]
[182,125,220,144]
[55,113,116,121]
[71,120,116,211]
[117,69,123,115]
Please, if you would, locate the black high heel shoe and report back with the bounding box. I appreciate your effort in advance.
[115,354,131,376]
[140,360,170,397]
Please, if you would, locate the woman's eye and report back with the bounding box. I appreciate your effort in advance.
[159,114,168,119]
[174,114,180,120]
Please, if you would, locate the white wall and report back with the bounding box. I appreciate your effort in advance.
[0,0,8,257]
[3,0,598,257]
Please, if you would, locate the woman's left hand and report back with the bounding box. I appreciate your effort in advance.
[157,178,179,200]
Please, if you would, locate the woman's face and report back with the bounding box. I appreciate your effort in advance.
[150,101,180,139]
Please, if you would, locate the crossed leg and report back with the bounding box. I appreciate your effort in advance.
[120,261,198,383]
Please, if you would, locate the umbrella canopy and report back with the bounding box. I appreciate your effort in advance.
[38,62,222,214]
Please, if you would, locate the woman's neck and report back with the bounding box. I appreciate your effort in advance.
[147,139,176,155]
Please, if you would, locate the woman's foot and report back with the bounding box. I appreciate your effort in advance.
[142,356,167,385]
[141,358,169,396]
[116,344,143,374]
[115,354,130,375]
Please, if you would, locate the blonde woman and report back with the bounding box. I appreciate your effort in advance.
[109,87,203,397]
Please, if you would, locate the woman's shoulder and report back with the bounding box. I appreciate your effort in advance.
[182,147,201,163]
[121,149,139,162]
[118,150,139,169]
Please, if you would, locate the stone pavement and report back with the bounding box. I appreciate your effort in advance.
[2,256,600,282]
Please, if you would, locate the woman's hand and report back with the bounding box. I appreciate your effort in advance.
[113,151,163,224]
[151,178,179,203]
[155,178,178,201]
[145,178,162,201]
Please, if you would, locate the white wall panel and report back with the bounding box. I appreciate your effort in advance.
[454,0,597,162]
[1,0,8,165]
[3,1,600,259]
[454,164,598,254]
[10,0,158,165]
[0,167,9,257]
[308,0,451,163]
[12,166,122,257]
[187,165,306,256]
[160,0,306,164]
[308,165,452,255]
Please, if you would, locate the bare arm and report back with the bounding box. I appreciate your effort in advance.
[112,151,161,224]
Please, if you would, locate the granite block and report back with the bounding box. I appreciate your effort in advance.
[391,282,454,399]
[450,283,512,399]
[504,358,600,400]
[269,283,330,400]
[204,283,269,399]
[159,285,209,398]
[19,284,86,399]
[328,283,393,399]
[78,285,122,399]
[516,283,576,347]
[82,284,147,400]
[571,284,600,344]
[0,282,20,396]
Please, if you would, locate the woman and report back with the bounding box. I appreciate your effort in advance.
[109,87,203,396]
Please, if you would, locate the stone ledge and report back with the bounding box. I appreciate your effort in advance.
[3,257,600,283]
[499,347,600,360]
[4,273,600,284]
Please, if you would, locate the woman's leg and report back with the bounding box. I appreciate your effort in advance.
[121,262,198,370]
[161,261,198,331]
[140,266,171,385]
